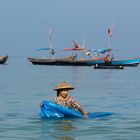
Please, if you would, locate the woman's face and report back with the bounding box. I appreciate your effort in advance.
[59,89,68,98]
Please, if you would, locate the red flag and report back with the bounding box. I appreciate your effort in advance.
[108,28,113,38]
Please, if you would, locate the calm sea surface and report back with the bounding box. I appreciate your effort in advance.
[0,56,140,140]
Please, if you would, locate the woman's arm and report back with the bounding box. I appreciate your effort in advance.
[70,97,88,116]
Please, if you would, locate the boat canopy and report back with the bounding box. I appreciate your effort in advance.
[36,48,50,51]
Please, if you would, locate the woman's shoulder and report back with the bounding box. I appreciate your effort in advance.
[67,95,75,101]
[53,97,58,102]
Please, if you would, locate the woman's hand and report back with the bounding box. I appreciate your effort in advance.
[83,112,89,118]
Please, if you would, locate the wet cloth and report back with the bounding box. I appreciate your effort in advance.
[53,95,85,115]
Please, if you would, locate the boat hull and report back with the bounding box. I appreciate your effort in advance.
[27,57,105,66]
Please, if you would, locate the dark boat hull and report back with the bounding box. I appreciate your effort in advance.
[94,65,124,69]
[27,57,105,66]
[55,59,104,66]
[0,55,8,64]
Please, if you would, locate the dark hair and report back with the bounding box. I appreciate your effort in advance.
[56,89,69,97]
[57,90,60,97]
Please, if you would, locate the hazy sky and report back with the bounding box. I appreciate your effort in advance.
[0,0,140,57]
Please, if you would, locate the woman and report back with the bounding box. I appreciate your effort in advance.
[53,81,89,117]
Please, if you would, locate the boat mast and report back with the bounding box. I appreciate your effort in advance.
[81,33,94,58]
[82,32,85,49]
[107,26,113,60]
[107,27,113,48]
[48,29,55,58]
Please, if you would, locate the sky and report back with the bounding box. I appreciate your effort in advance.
[0,0,140,58]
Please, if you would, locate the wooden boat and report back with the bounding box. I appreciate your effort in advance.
[27,55,77,65]
[90,28,140,67]
[28,30,82,65]
[87,48,140,67]
[0,55,8,64]
[28,56,140,67]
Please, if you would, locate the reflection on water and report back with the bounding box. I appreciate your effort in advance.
[41,119,76,140]
[54,120,76,131]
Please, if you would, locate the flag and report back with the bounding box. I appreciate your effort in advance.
[108,28,113,38]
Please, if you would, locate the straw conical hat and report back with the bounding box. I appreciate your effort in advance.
[54,81,74,90]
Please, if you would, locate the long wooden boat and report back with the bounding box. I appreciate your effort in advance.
[28,56,140,67]
[0,55,8,64]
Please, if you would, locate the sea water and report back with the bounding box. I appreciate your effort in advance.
[0,56,140,140]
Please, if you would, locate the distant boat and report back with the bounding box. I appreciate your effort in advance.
[93,27,140,67]
[28,34,140,67]
[87,49,140,67]
[0,55,8,64]
[27,46,78,65]
[86,48,140,67]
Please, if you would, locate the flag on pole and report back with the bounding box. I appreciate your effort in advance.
[108,28,113,38]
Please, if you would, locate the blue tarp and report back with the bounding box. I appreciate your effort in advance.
[40,100,113,118]
[91,48,112,54]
